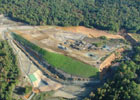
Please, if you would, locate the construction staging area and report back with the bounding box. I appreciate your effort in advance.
[12,26,126,68]
[0,15,102,99]
[0,15,127,70]
[0,15,131,99]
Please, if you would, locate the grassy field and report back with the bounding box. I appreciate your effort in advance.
[12,33,99,78]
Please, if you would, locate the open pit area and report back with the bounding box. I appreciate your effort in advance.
[11,25,127,77]
[13,26,126,65]
[0,15,128,78]
[0,15,131,99]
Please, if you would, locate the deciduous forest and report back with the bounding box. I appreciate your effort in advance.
[0,41,19,100]
[0,0,139,33]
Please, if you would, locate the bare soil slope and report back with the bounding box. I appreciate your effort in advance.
[56,26,124,39]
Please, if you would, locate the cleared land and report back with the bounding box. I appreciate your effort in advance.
[12,26,126,67]
[10,25,127,78]
[56,26,124,39]
[12,33,99,78]
[0,15,127,78]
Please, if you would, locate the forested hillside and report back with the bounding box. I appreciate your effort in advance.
[0,0,140,33]
[0,41,19,100]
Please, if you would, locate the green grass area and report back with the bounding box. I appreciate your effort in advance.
[29,74,37,82]
[130,33,140,42]
[12,33,99,78]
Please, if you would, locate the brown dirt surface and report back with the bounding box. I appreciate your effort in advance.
[24,93,31,99]
[56,26,124,39]
[99,48,124,71]
[12,30,33,40]
[12,25,126,69]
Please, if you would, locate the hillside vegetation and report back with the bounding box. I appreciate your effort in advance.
[0,41,19,100]
[0,0,140,33]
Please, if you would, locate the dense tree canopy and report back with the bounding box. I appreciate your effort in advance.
[0,41,19,100]
[0,0,139,33]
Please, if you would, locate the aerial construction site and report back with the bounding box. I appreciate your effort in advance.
[0,15,133,100]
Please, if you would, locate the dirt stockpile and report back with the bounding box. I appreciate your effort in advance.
[56,26,124,39]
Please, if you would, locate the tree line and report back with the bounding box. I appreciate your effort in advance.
[0,41,19,100]
[0,0,139,33]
